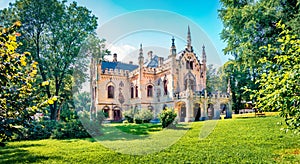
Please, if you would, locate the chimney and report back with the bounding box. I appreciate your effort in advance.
[113,53,117,62]
[158,57,164,66]
[129,61,133,64]
[148,51,153,61]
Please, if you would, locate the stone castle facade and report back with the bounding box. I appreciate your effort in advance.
[93,27,232,122]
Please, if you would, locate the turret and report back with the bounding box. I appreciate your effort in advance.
[138,44,144,66]
[202,45,206,64]
[170,36,176,56]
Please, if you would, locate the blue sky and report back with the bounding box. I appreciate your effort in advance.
[0,0,227,64]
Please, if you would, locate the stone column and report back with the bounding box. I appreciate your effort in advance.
[213,91,221,119]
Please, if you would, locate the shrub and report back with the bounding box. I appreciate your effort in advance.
[123,109,135,123]
[18,120,57,140]
[159,108,177,128]
[52,120,90,139]
[134,109,154,124]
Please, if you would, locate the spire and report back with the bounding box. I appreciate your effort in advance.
[170,36,176,56]
[172,36,175,47]
[202,44,206,63]
[138,43,144,65]
[187,25,192,52]
[139,43,143,56]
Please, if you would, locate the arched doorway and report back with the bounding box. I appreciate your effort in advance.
[194,103,201,121]
[175,101,186,122]
[180,103,186,122]
[113,106,122,121]
[220,104,227,115]
[102,106,110,118]
[207,104,214,120]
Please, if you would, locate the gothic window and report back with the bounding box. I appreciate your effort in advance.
[135,86,138,98]
[163,76,168,95]
[131,86,134,98]
[147,85,153,97]
[107,85,114,98]
[184,79,195,90]
[186,61,190,69]
[186,61,193,70]
[102,106,110,118]
[190,61,193,70]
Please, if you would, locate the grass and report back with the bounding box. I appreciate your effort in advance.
[232,112,280,119]
[112,123,162,135]
[1,116,299,163]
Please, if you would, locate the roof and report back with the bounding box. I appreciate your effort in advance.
[144,55,159,68]
[102,61,138,71]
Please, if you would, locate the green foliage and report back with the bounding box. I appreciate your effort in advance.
[2,117,299,163]
[206,64,227,93]
[219,0,300,114]
[123,109,135,123]
[73,92,91,112]
[52,120,90,139]
[158,108,177,128]
[254,22,300,132]
[78,110,104,137]
[134,109,154,124]
[123,108,154,124]
[19,120,57,140]
[59,109,79,122]
[0,0,98,120]
[0,22,53,144]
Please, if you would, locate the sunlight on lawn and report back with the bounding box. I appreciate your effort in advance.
[95,123,190,155]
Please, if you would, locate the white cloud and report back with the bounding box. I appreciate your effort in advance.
[106,44,137,63]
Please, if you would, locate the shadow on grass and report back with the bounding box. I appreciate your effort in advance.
[0,143,61,164]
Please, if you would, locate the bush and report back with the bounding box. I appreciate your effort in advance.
[52,120,90,139]
[134,109,154,124]
[16,110,105,141]
[159,108,177,128]
[123,108,154,124]
[18,120,57,140]
[123,109,135,123]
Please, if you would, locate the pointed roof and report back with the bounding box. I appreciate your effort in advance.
[187,25,192,52]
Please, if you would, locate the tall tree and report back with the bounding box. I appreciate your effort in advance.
[0,22,54,145]
[79,34,110,120]
[0,0,98,120]
[206,64,227,93]
[219,0,299,113]
[255,22,300,132]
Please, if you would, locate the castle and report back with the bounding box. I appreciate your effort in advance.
[92,27,232,122]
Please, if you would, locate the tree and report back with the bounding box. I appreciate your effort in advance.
[0,22,54,145]
[79,34,110,120]
[0,0,98,120]
[218,0,299,113]
[206,64,227,93]
[254,22,300,132]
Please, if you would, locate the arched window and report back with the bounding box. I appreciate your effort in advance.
[148,105,154,112]
[107,85,114,98]
[184,79,195,90]
[190,61,193,70]
[102,106,110,118]
[163,78,168,95]
[131,86,134,98]
[147,85,153,97]
[135,86,138,98]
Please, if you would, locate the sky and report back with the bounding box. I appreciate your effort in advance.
[0,0,228,65]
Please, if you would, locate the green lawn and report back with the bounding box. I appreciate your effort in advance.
[1,117,299,163]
